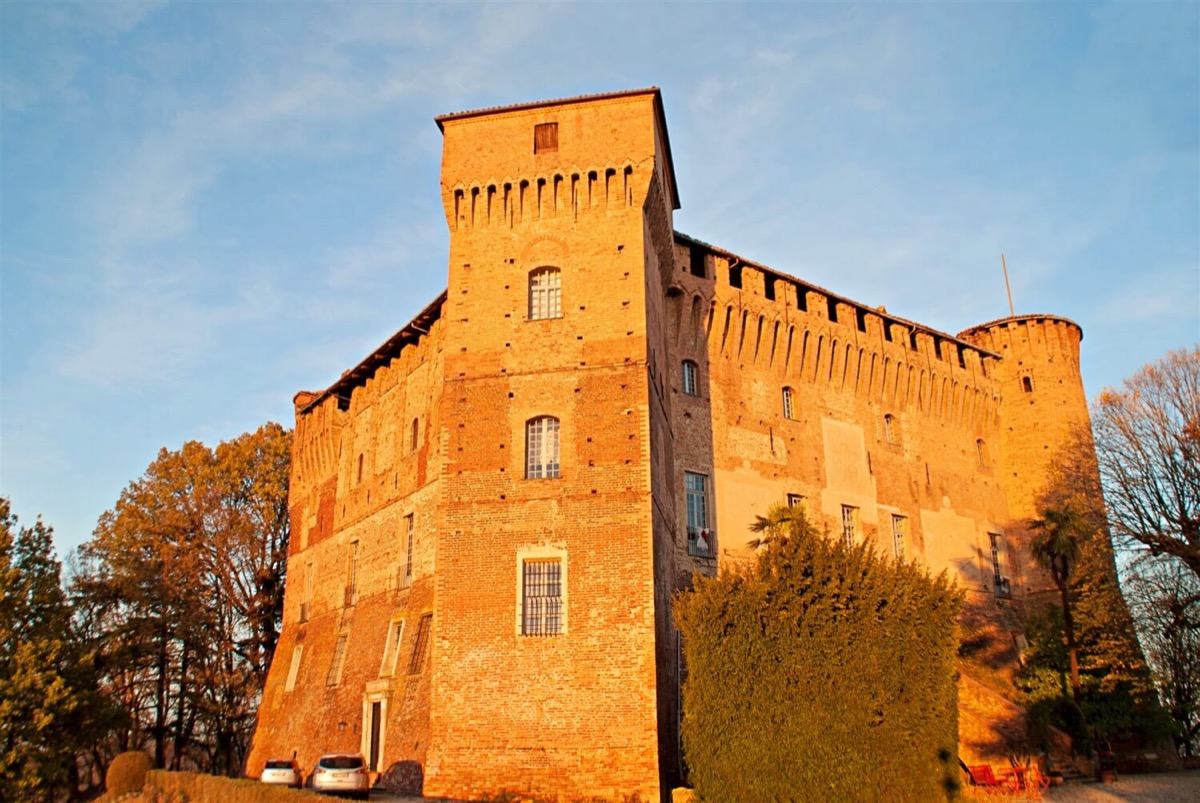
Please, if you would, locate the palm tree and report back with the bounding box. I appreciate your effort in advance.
[1029,505,1088,700]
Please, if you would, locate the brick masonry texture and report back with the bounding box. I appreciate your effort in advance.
[248,89,1100,801]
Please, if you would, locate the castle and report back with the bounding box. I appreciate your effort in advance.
[247,88,1094,801]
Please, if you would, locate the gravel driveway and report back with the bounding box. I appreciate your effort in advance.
[1045,771,1200,802]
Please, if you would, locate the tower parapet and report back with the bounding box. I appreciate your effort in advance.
[959,314,1087,526]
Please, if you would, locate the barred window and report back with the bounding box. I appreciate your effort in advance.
[891,514,907,560]
[522,560,563,635]
[782,386,795,420]
[326,634,348,686]
[787,493,805,509]
[682,360,699,396]
[525,416,561,479]
[408,614,432,674]
[841,505,859,547]
[528,267,562,320]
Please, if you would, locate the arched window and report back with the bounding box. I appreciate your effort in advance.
[410,418,420,453]
[682,360,699,396]
[528,267,562,320]
[782,386,795,420]
[525,416,561,479]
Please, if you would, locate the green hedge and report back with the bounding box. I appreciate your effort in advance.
[674,506,962,802]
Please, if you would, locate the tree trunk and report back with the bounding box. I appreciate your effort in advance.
[1058,574,1081,701]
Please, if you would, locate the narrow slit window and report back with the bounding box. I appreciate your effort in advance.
[1022,376,1034,393]
[782,386,795,420]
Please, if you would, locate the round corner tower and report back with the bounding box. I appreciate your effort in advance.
[959,314,1090,528]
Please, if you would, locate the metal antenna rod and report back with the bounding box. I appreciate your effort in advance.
[1001,253,1015,316]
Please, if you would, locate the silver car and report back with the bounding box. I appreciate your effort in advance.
[260,757,302,788]
[312,752,370,799]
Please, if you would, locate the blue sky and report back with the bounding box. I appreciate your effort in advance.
[2,1,1197,559]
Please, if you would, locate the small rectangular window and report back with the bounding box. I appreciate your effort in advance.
[521,560,563,636]
[884,414,898,445]
[1022,376,1034,393]
[682,361,698,396]
[786,493,805,509]
[285,645,303,692]
[764,276,776,301]
[408,614,432,674]
[534,122,558,154]
[689,246,706,278]
[827,297,839,323]
[782,386,795,420]
[891,515,907,560]
[841,505,859,547]
[326,634,348,687]
[380,620,406,677]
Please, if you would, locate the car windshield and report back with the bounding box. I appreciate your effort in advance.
[265,760,294,769]
[319,756,363,770]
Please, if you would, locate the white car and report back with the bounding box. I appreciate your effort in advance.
[260,757,302,788]
[312,752,370,799]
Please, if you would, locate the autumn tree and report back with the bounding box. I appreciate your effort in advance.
[1092,346,1200,581]
[72,422,290,777]
[1125,558,1200,757]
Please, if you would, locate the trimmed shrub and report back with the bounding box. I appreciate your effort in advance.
[105,751,153,797]
[674,505,963,802]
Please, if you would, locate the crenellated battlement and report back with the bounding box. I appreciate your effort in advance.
[671,233,1002,427]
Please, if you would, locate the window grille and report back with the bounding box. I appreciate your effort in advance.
[782,387,795,420]
[528,268,562,320]
[884,414,897,445]
[989,533,1009,598]
[682,360,698,396]
[326,634,348,686]
[841,505,859,547]
[787,493,805,509]
[976,439,988,467]
[408,614,432,674]
[525,416,561,479]
[521,560,563,636]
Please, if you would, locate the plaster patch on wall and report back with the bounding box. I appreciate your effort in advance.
[819,417,878,525]
[920,502,984,589]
